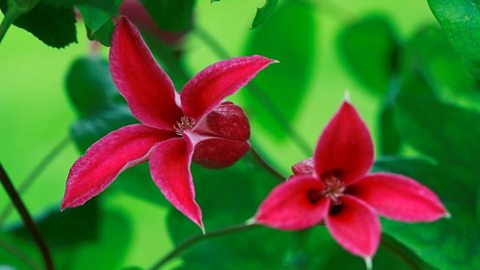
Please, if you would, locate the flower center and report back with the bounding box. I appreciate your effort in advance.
[174,116,195,136]
[322,171,346,206]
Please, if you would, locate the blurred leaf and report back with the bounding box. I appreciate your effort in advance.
[140,0,195,32]
[395,71,480,190]
[9,199,99,249]
[401,25,480,111]
[375,157,480,270]
[0,0,77,48]
[76,0,120,46]
[379,100,401,155]
[66,56,118,118]
[72,0,120,13]
[337,15,400,95]
[428,0,480,79]
[69,210,132,270]
[242,1,317,140]
[251,0,277,29]
[70,106,136,151]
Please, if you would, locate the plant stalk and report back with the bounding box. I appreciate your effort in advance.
[149,223,257,269]
[0,163,54,270]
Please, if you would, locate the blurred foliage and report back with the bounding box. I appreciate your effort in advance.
[242,1,317,141]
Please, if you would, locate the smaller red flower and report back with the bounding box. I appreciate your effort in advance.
[61,17,276,231]
[254,99,449,264]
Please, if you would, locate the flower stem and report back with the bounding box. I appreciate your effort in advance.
[0,7,19,43]
[250,147,285,181]
[149,223,257,270]
[0,136,71,227]
[194,26,312,156]
[0,163,55,270]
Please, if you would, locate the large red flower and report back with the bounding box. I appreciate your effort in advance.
[254,99,448,263]
[61,17,276,231]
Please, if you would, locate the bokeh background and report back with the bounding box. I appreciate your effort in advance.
[1,0,477,269]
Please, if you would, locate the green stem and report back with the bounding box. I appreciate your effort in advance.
[149,223,257,269]
[0,136,70,227]
[194,26,312,156]
[0,7,19,43]
[0,163,55,270]
[250,147,285,181]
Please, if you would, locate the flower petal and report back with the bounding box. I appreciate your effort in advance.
[255,176,329,230]
[149,137,203,229]
[180,55,277,121]
[352,173,448,222]
[325,195,381,258]
[314,101,374,185]
[292,158,314,176]
[61,124,171,209]
[109,16,182,130]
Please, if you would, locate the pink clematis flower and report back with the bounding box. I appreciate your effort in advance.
[61,16,276,231]
[253,99,449,265]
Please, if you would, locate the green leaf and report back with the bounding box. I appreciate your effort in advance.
[337,15,400,95]
[375,157,480,270]
[427,0,480,79]
[379,100,401,155]
[140,0,195,32]
[68,210,132,270]
[0,0,77,48]
[242,1,317,140]
[251,0,277,29]
[65,56,119,118]
[9,199,99,249]
[401,26,480,111]
[75,0,121,46]
[395,71,480,190]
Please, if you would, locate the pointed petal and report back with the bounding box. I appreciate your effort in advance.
[352,173,448,222]
[180,55,277,121]
[292,158,314,176]
[149,137,203,228]
[255,176,329,230]
[109,16,182,130]
[62,124,171,209]
[314,101,374,185]
[192,137,250,169]
[326,195,381,258]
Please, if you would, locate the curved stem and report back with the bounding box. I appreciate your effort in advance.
[0,7,19,43]
[0,163,55,270]
[149,223,257,270]
[0,136,70,227]
[194,26,312,156]
[250,147,285,181]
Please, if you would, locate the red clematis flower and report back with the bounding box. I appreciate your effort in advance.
[253,99,449,265]
[61,16,276,231]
